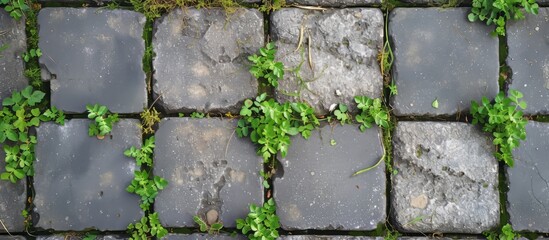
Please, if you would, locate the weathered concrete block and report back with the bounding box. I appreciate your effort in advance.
[162,234,246,240]
[34,119,142,230]
[274,124,385,230]
[285,0,379,7]
[0,9,27,102]
[389,8,499,117]
[0,145,26,233]
[391,122,499,233]
[271,8,384,116]
[38,8,146,113]
[153,8,263,113]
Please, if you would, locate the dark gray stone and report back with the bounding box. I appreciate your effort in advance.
[153,8,263,113]
[271,9,384,116]
[274,124,385,230]
[285,0,379,7]
[37,236,127,240]
[507,8,549,115]
[0,145,26,233]
[280,236,383,240]
[396,0,470,5]
[34,119,142,230]
[38,8,146,114]
[0,237,26,240]
[507,121,549,232]
[154,118,263,228]
[391,122,499,233]
[389,8,499,117]
[162,234,246,240]
[0,9,27,103]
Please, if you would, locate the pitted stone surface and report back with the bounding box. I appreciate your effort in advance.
[153,8,263,113]
[154,118,263,228]
[507,121,549,231]
[162,234,247,240]
[34,119,142,230]
[38,8,146,113]
[507,8,549,115]
[389,8,499,116]
[0,9,27,102]
[285,0,379,7]
[391,122,499,233]
[274,124,385,230]
[37,236,126,240]
[271,8,384,116]
[0,144,26,233]
[280,236,384,240]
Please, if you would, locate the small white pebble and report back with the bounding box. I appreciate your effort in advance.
[535,26,540,31]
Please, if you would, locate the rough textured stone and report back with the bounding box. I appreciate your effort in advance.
[162,234,246,240]
[389,8,499,117]
[0,144,26,233]
[507,121,549,232]
[285,0,379,7]
[37,236,126,240]
[154,118,263,228]
[274,124,385,230]
[271,8,384,116]
[391,122,499,233]
[507,8,549,115]
[0,237,26,240]
[38,8,146,113]
[34,119,142,230]
[280,236,383,240]
[153,8,263,113]
[396,0,470,5]
[0,9,27,102]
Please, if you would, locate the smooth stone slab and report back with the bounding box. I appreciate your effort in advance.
[37,236,126,240]
[271,8,384,116]
[34,119,142,230]
[162,234,246,240]
[274,124,385,230]
[507,8,549,115]
[389,8,499,116]
[154,118,263,228]
[0,9,27,102]
[507,121,549,231]
[153,8,263,113]
[0,146,26,233]
[38,8,146,114]
[391,122,499,233]
[280,236,383,240]
[285,0,379,7]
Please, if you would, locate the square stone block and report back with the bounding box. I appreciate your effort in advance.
[34,119,142,230]
[507,8,549,115]
[0,144,26,233]
[37,236,126,240]
[161,234,246,240]
[285,0,379,7]
[274,124,386,230]
[280,236,383,240]
[0,9,28,102]
[391,122,499,233]
[271,8,384,116]
[38,8,147,113]
[389,8,499,117]
[507,121,549,231]
[153,8,263,113]
[154,118,263,228]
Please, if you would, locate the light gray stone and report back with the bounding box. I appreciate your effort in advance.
[271,8,384,116]
[37,236,127,240]
[0,9,27,103]
[161,234,246,240]
[38,8,146,114]
[285,0,379,7]
[507,121,549,232]
[274,124,385,230]
[154,118,263,228]
[0,144,26,233]
[507,8,549,115]
[389,8,499,117]
[391,122,499,233]
[34,119,142,230]
[280,236,383,240]
[153,8,263,113]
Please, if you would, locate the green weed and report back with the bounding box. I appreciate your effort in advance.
[236,198,280,240]
[484,223,519,240]
[86,104,119,139]
[258,0,285,13]
[190,112,205,119]
[194,215,224,234]
[140,107,160,134]
[333,104,351,125]
[249,43,284,88]
[22,48,41,62]
[468,0,538,36]
[1,0,29,20]
[130,0,240,19]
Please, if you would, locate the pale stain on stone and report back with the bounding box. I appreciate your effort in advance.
[411,194,429,209]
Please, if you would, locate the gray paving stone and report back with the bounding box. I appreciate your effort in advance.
[274,124,385,230]
[0,237,26,240]
[507,8,549,115]
[38,8,146,114]
[153,8,263,113]
[154,118,263,228]
[389,8,499,117]
[34,119,142,230]
[37,236,126,240]
[396,0,470,5]
[391,122,499,233]
[507,121,549,232]
[162,233,246,240]
[280,236,383,240]
[285,0,379,7]
[0,146,26,233]
[0,9,28,103]
[271,8,384,116]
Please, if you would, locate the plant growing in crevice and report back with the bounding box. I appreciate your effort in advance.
[249,43,284,88]
[140,107,160,135]
[129,0,241,19]
[468,0,538,36]
[86,104,119,139]
[236,198,280,240]
[1,0,30,20]
[484,223,519,240]
[22,48,40,62]
[194,215,224,234]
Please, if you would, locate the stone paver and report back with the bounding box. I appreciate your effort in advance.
[271,8,384,116]
[162,234,246,240]
[389,8,499,116]
[0,237,26,240]
[34,119,142,230]
[153,8,263,113]
[38,8,146,114]
[37,236,126,240]
[0,145,26,233]
[280,236,383,240]
[507,121,549,232]
[154,118,263,228]
[274,124,385,230]
[507,8,549,115]
[0,9,27,102]
[285,0,379,7]
[391,122,499,233]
